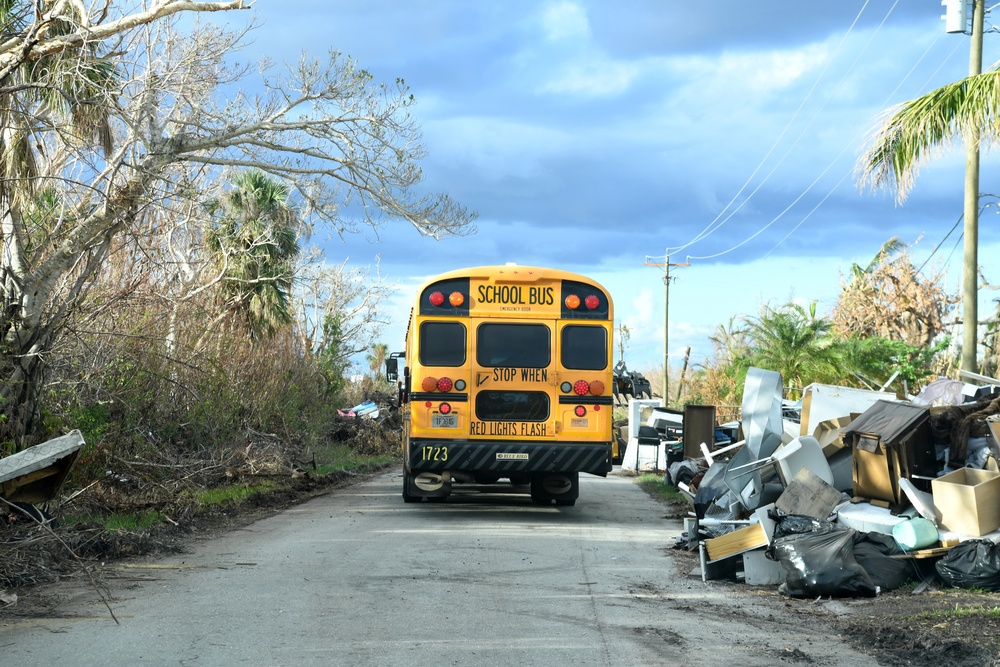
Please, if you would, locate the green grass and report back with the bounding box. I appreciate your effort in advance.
[914,604,1000,620]
[636,472,689,504]
[312,443,396,475]
[195,481,279,506]
[65,509,165,533]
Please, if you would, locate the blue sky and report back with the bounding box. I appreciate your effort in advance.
[227,1,1000,373]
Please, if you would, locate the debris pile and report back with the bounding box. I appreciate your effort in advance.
[661,368,1000,597]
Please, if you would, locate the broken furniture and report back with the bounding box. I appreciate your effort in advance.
[840,400,937,506]
[0,430,86,505]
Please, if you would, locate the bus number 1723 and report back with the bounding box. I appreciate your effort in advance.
[421,446,448,462]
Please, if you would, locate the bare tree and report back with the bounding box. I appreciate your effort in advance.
[0,2,476,445]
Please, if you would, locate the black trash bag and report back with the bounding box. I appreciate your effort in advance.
[853,532,911,592]
[935,539,1000,592]
[768,526,878,598]
[771,513,829,540]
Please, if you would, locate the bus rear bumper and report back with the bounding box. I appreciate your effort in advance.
[407,439,612,476]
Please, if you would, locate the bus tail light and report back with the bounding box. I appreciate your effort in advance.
[573,380,590,396]
[429,291,445,306]
[437,377,453,392]
[440,403,452,414]
[584,294,600,310]
[422,376,438,392]
[574,405,587,417]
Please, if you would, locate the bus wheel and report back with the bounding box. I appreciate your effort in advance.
[402,471,420,503]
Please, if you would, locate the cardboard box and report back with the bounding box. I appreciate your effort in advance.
[932,468,1000,537]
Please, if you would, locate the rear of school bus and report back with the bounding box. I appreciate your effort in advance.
[394,265,614,505]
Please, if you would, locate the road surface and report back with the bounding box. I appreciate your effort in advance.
[0,470,873,666]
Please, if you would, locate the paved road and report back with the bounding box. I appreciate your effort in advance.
[0,470,873,666]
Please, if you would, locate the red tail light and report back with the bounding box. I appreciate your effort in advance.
[440,403,452,414]
[574,405,587,417]
[573,380,590,396]
[429,291,445,306]
[437,377,453,392]
[584,294,600,310]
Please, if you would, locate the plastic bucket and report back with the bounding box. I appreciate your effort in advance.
[892,517,938,551]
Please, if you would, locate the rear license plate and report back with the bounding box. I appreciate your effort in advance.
[432,414,458,428]
[571,418,589,428]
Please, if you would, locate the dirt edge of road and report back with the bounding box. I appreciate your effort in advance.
[4,469,1000,667]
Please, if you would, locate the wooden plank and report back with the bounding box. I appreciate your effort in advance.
[705,522,769,562]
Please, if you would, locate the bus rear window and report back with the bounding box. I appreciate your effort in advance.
[476,391,549,421]
[476,323,550,368]
[561,325,608,370]
[419,321,466,367]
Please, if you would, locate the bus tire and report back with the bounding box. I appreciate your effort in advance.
[402,471,420,503]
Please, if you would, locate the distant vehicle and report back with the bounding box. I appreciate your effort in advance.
[385,265,615,506]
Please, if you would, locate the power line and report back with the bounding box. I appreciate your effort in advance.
[663,1,874,256]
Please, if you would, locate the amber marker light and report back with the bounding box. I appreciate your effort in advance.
[421,377,438,392]
[564,294,581,309]
[589,380,605,396]
[449,291,465,307]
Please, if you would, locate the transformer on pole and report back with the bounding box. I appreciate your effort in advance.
[942,0,971,34]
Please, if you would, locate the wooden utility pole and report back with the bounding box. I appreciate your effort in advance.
[962,0,984,372]
[645,253,689,408]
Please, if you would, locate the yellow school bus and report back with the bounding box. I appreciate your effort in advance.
[387,265,615,505]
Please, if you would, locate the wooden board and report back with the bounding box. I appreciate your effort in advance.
[705,522,769,562]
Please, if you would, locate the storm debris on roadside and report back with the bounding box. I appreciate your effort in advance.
[650,368,1000,598]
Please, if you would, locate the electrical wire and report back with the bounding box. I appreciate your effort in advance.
[681,2,968,265]
[662,1,873,256]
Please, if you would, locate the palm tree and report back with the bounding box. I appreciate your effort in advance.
[366,342,389,376]
[205,169,300,341]
[743,302,842,397]
[857,58,998,373]
[857,72,1000,197]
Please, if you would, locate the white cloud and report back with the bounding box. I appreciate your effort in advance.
[541,1,590,41]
